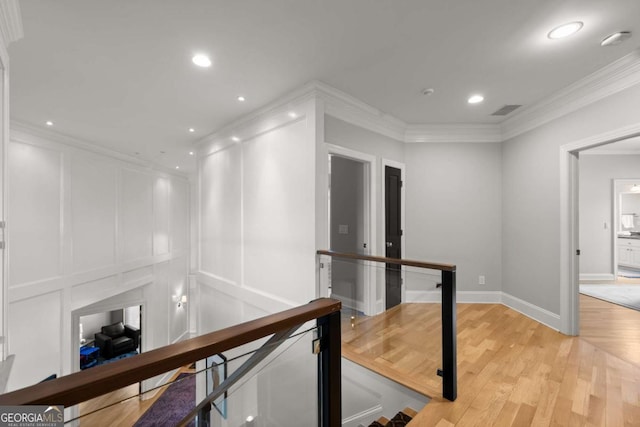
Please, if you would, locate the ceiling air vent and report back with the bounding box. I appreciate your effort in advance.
[491,104,522,116]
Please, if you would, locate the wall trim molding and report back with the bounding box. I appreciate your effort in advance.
[196,272,298,314]
[204,49,640,149]
[579,273,616,281]
[502,49,640,140]
[405,123,502,143]
[501,292,560,331]
[0,0,23,47]
[316,81,406,142]
[406,290,502,304]
[405,290,560,330]
[11,121,189,178]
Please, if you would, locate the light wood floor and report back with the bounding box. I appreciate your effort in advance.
[74,286,640,426]
[76,367,193,426]
[343,301,640,426]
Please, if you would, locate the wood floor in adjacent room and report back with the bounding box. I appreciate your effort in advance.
[343,300,640,426]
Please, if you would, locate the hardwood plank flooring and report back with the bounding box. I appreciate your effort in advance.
[76,367,193,426]
[342,302,640,426]
[73,284,640,426]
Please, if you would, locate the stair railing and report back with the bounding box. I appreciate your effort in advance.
[317,250,457,401]
[0,298,342,426]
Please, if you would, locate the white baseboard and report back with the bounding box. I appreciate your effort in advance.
[331,293,366,313]
[196,271,298,314]
[500,292,560,331]
[579,273,615,281]
[405,290,560,331]
[406,290,502,303]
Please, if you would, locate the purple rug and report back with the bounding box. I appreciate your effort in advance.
[134,373,195,426]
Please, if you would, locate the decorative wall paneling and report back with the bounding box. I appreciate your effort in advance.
[197,97,319,335]
[6,131,190,391]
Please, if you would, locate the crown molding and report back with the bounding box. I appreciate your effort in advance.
[502,49,640,141]
[11,120,189,178]
[314,81,406,142]
[405,123,502,143]
[196,80,319,152]
[0,0,23,47]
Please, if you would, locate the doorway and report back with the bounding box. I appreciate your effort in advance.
[326,145,375,315]
[561,128,640,335]
[385,165,402,310]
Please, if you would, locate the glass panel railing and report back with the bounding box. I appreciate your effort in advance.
[66,325,318,426]
[67,367,199,426]
[201,326,318,427]
[0,299,342,426]
[317,251,457,402]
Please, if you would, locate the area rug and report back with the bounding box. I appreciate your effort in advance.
[134,373,195,426]
[579,284,640,311]
[618,268,640,278]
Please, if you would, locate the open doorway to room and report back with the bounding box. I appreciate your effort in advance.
[570,135,640,366]
[327,145,375,317]
[79,304,142,370]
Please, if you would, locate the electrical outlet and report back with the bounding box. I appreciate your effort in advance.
[479,275,485,285]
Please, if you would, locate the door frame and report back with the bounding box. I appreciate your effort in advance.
[326,144,376,315]
[560,124,640,335]
[381,159,406,310]
[612,179,640,277]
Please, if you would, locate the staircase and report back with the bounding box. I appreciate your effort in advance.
[367,407,417,427]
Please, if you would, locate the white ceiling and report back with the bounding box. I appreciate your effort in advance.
[8,0,640,172]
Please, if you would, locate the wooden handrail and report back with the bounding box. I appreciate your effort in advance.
[317,250,456,272]
[0,298,341,406]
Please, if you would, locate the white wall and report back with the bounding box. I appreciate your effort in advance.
[197,97,319,335]
[404,143,503,294]
[325,116,503,297]
[6,128,190,390]
[579,154,640,277]
[503,82,640,318]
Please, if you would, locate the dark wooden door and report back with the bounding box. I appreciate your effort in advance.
[385,166,402,309]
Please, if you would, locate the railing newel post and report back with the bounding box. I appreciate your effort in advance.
[441,269,457,401]
[317,310,341,427]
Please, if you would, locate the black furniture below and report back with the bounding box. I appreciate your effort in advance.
[95,322,140,359]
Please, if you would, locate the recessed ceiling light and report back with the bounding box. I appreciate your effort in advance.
[175,166,180,169]
[548,21,583,39]
[45,120,54,126]
[189,151,194,156]
[288,111,297,118]
[192,54,212,68]
[188,128,195,133]
[467,94,484,104]
[237,96,246,102]
[231,136,240,142]
[601,31,632,46]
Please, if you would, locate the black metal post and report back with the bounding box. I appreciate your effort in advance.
[441,270,457,401]
[317,310,341,427]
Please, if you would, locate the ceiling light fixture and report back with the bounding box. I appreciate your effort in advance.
[467,94,484,104]
[45,120,54,126]
[192,54,212,68]
[288,111,297,118]
[231,136,240,142]
[189,151,194,156]
[601,31,632,46]
[175,166,180,169]
[237,95,246,102]
[548,21,583,39]
[188,128,195,133]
